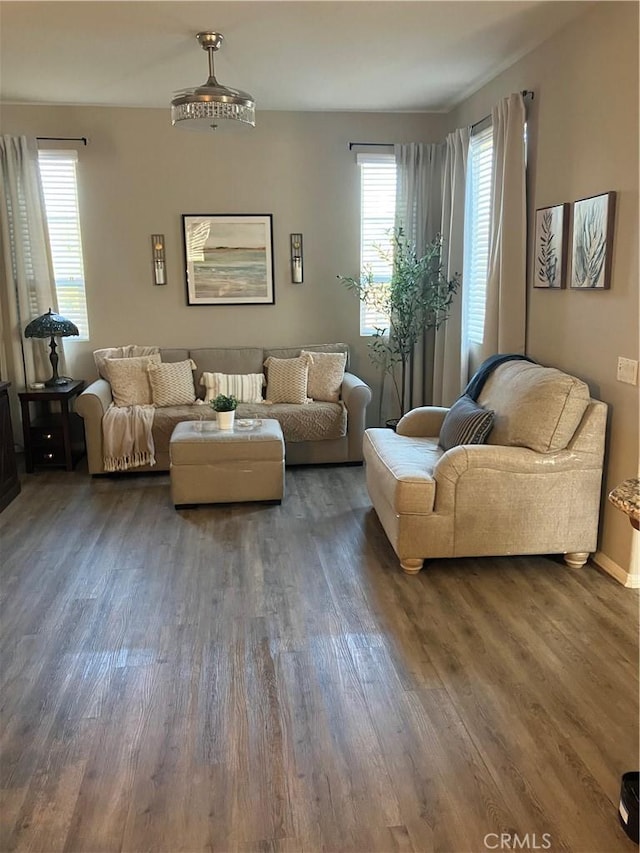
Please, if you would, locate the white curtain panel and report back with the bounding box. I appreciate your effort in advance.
[0,135,64,400]
[394,142,444,410]
[395,142,444,252]
[479,93,527,365]
[432,127,470,406]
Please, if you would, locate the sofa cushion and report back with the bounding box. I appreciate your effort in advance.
[159,348,190,364]
[478,361,590,453]
[439,394,494,450]
[264,343,350,370]
[152,401,346,456]
[302,350,347,403]
[148,359,197,407]
[104,354,162,407]
[190,348,265,398]
[363,428,442,515]
[239,402,346,442]
[264,354,312,404]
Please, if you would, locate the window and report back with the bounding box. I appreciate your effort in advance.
[358,153,396,335]
[38,151,89,339]
[462,123,493,346]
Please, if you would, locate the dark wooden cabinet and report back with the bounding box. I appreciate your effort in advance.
[18,380,86,473]
[0,381,21,511]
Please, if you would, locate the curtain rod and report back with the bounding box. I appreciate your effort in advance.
[348,141,393,151]
[471,90,534,131]
[348,91,535,148]
[37,136,88,145]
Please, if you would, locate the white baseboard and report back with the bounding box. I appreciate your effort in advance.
[593,551,640,588]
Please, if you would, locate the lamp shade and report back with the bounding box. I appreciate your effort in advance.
[24,308,79,339]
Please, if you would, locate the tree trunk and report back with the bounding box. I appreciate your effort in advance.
[400,358,408,415]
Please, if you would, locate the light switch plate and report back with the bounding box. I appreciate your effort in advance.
[617,357,638,385]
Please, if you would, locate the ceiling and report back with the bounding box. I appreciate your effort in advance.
[0,1,591,113]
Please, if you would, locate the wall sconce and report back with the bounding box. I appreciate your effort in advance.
[151,234,166,285]
[290,233,303,283]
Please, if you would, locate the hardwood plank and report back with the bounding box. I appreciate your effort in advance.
[0,465,637,852]
[275,641,402,850]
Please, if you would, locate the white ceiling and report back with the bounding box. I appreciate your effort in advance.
[0,1,591,113]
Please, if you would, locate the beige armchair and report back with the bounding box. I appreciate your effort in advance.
[363,360,607,574]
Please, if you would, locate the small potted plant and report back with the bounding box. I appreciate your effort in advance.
[210,393,238,430]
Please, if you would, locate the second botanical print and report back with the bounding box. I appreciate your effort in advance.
[571,192,616,289]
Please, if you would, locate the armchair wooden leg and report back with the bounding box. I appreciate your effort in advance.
[400,558,424,575]
[564,551,589,569]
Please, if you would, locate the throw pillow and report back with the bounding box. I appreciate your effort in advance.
[439,394,494,451]
[104,354,162,407]
[94,345,160,380]
[148,359,197,407]
[200,372,265,404]
[301,350,347,403]
[263,354,312,404]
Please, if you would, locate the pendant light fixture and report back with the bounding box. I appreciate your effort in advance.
[171,32,255,131]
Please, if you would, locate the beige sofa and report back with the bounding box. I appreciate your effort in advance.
[363,360,607,574]
[76,344,371,474]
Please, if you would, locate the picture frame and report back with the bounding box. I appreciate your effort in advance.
[570,192,616,290]
[533,203,569,288]
[182,214,275,305]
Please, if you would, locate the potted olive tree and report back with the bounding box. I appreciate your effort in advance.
[339,228,459,426]
[210,394,238,430]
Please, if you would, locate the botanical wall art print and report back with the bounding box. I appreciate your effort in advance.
[570,192,616,289]
[183,214,274,305]
[533,203,569,288]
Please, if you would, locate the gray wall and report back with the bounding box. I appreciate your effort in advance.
[449,0,639,578]
[0,105,448,421]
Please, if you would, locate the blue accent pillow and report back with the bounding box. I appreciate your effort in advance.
[439,394,495,451]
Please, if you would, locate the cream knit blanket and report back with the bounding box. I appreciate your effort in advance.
[99,345,159,472]
[103,404,156,472]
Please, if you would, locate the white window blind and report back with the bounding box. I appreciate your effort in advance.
[38,151,90,339]
[462,124,493,346]
[358,153,396,336]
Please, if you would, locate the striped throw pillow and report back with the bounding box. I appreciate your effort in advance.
[439,394,494,450]
[201,372,265,404]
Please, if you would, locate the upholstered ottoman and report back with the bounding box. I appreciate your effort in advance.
[170,419,284,507]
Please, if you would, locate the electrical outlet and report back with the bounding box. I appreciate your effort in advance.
[617,357,638,385]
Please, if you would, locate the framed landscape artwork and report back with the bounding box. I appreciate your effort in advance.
[570,192,616,289]
[183,214,274,305]
[533,203,569,288]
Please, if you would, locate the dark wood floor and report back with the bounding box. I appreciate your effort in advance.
[1,463,638,853]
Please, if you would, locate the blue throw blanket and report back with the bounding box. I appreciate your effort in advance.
[464,354,535,401]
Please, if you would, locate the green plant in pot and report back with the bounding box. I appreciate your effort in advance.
[338,228,460,426]
[210,393,238,430]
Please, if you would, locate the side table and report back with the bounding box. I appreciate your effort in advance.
[19,379,86,473]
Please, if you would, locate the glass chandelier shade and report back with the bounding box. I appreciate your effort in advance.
[171,32,255,131]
